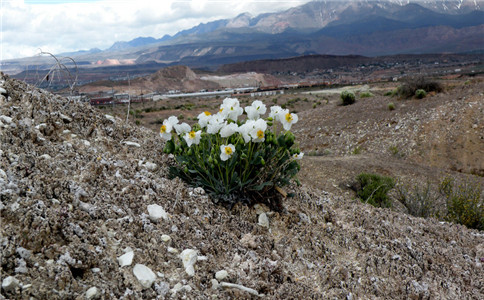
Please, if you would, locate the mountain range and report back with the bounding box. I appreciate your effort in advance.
[3,0,483,73]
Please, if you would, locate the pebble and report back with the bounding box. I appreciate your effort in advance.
[121,141,141,148]
[117,249,134,267]
[215,270,228,281]
[179,249,198,276]
[147,204,168,222]
[2,276,19,292]
[211,279,219,290]
[167,247,178,254]
[143,161,158,171]
[0,87,6,95]
[0,115,12,124]
[133,264,156,289]
[85,286,100,299]
[258,213,269,228]
[161,234,171,242]
[105,114,115,122]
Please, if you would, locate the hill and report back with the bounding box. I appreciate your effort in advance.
[1,72,483,299]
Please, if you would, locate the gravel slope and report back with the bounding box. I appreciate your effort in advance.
[1,73,483,299]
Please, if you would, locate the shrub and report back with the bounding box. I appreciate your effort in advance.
[415,89,427,99]
[160,98,303,205]
[397,76,442,98]
[397,182,439,218]
[341,91,356,105]
[356,173,395,208]
[388,102,395,111]
[360,91,373,98]
[439,177,483,230]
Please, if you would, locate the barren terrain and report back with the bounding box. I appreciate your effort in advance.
[1,72,483,299]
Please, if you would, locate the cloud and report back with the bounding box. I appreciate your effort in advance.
[1,0,312,60]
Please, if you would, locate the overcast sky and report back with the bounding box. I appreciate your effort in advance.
[0,0,314,61]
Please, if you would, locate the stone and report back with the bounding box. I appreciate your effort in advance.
[215,270,228,281]
[133,264,156,289]
[179,249,198,276]
[85,286,100,299]
[117,250,134,267]
[258,213,269,228]
[0,115,12,124]
[2,276,19,292]
[161,234,171,242]
[0,87,6,95]
[121,141,141,148]
[147,204,168,222]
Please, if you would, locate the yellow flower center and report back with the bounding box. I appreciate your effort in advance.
[285,113,293,123]
[160,125,167,133]
[224,146,233,155]
[188,131,196,139]
[257,129,264,139]
[204,111,211,116]
[219,108,224,113]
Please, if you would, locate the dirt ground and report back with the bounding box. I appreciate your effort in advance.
[1,73,483,299]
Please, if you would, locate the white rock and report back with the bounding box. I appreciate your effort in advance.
[179,249,198,276]
[167,247,178,254]
[105,114,115,122]
[0,87,7,94]
[0,169,6,181]
[39,154,51,160]
[81,140,91,147]
[258,213,269,228]
[122,141,141,148]
[0,115,12,124]
[147,204,168,222]
[143,162,158,171]
[59,113,72,123]
[133,264,156,289]
[215,270,228,281]
[117,251,134,267]
[2,276,19,292]
[85,286,99,299]
[211,279,219,290]
[161,235,171,242]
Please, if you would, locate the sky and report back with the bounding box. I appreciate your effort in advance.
[0,0,314,61]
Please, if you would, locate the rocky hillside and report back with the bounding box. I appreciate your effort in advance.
[1,73,483,299]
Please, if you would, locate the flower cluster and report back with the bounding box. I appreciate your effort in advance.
[160,97,303,200]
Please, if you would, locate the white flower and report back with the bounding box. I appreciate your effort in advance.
[249,119,267,143]
[220,123,238,138]
[269,105,285,121]
[220,144,235,161]
[207,114,225,134]
[220,98,243,121]
[174,122,191,135]
[197,111,212,128]
[238,120,255,143]
[184,130,201,147]
[293,152,304,160]
[245,100,267,120]
[159,116,179,140]
[280,111,298,131]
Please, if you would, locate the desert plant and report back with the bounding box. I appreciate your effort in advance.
[397,76,442,98]
[397,182,439,218]
[415,89,427,99]
[35,50,78,95]
[388,102,396,111]
[160,98,303,205]
[341,91,356,105]
[356,173,395,208]
[360,91,373,98]
[439,177,483,230]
